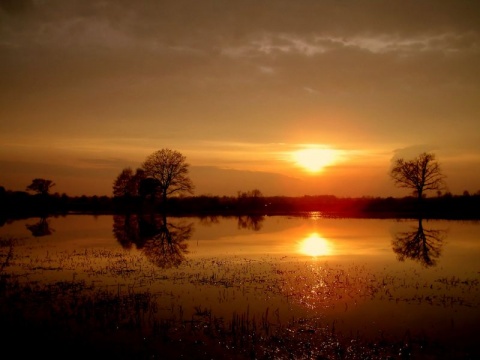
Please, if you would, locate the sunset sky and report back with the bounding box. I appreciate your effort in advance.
[1,0,479,197]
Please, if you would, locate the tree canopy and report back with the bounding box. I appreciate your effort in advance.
[26,178,55,195]
[113,167,144,198]
[390,152,446,201]
[141,148,194,203]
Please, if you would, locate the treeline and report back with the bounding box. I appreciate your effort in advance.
[0,189,112,220]
[165,193,480,219]
[2,186,480,222]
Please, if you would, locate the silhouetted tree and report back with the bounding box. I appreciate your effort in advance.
[26,178,55,195]
[112,167,145,198]
[138,177,160,202]
[141,149,194,204]
[392,218,446,267]
[237,189,264,199]
[113,167,135,197]
[390,152,445,202]
[236,189,265,211]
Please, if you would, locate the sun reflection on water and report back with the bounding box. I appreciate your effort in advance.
[299,233,332,257]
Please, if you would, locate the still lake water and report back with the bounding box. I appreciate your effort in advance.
[1,213,479,358]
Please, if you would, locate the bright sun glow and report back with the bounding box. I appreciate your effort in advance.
[299,233,332,257]
[292,148,338,173]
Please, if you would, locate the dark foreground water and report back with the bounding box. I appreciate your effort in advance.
[1,214,479,359]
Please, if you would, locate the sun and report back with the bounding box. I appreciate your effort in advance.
[292,147,338,173]
[298,233,332,257]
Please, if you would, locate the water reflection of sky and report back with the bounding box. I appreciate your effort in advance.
[1,214,479,347]
[2,215,480,271]
[191,217,397,260]
[298,232,332,257]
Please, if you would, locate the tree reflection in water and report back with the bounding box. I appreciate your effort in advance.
[392,218,447,267]
[112,214,141,249]
[26,217,54,237]
[113,213,193,268]
[237,215,264,231]
[198,215,220,226]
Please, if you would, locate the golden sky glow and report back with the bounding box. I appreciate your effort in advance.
[292,147,339,173]
[1,1,480,196]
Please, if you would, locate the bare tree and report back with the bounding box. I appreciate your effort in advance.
[390,152,446,201]
[141,148,194,204]
[26,178,55,195]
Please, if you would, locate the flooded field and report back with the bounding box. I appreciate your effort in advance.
[1,214,479,359]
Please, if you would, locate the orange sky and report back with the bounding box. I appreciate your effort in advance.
[1,1,479,197]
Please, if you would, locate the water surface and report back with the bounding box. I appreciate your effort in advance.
[1,214,478,358]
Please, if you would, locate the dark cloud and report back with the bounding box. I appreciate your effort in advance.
[2,1,480,48]
[0,0,33,15]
